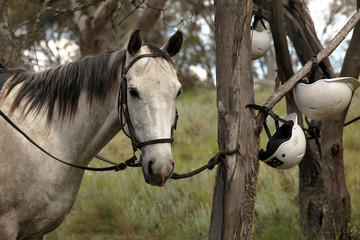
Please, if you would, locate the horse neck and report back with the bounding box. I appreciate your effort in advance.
[3,81,121,167]
[51,89,122,164]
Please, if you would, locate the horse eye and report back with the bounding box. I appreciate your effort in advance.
[176,89,182,98]
[129,88,140,98]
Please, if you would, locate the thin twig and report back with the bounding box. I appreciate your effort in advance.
[115,0,145,27]
[142,1,184,28]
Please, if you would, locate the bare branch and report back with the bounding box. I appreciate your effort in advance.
[115,0,145,27]
[137,0,167,43]
[142,1,184,28]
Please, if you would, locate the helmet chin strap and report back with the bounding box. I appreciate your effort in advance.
[246,104,291,141]
[252,5,267,30]
[308,54,331,84]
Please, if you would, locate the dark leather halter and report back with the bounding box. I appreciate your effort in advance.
[0,51,178,172]
[0,56,240,178]
[118,53,178,155]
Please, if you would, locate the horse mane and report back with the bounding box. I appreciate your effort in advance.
[5,50,126,124]
[4,44,172,125]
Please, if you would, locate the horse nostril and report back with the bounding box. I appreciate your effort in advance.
[148,159,154,175]
[143,157,175,186]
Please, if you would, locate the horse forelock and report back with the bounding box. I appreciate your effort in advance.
[146,44,175,67]
[5,50,126,124]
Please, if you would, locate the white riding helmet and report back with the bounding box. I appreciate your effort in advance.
[251,29,271,60]
[294,77,360,121]
[259,113,306,169]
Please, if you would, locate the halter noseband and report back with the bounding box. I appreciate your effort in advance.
[118,51,178,155]
[0,52,178,172]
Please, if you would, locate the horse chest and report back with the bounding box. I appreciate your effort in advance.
[0,151,84,238]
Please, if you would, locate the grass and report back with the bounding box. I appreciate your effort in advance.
[46,86,360,239]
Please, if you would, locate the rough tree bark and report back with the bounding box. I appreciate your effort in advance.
[209,0,259,239]
[340,0,360,79]
[318,1,360,238]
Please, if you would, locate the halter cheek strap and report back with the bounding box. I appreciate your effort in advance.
[0,51,178,172]
[119,52,177,153]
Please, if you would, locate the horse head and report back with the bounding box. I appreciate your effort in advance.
[122,30,183,186]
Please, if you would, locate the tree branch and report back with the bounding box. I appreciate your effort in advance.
[340,0,360,78]
[255,8,360,132]
[137,0,167,43]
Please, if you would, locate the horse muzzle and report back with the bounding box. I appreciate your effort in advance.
[142,156,174,186]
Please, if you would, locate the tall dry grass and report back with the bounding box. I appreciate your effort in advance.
[46,86,360,239]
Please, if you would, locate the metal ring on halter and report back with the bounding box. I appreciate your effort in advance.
[134,148,143,162]
[115,149,143,171]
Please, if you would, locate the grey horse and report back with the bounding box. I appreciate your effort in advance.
[0,29,183,239]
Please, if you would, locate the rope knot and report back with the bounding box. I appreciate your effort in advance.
[115,162,127,172]
[207,145,240,170]
[171,144,239,180]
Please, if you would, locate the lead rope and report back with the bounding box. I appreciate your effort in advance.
[0,108,239,177]
[0,53,239,178]
[171,145,240,180]
[0,110,135,171]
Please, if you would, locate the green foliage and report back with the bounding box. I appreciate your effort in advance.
[45,86,360,239]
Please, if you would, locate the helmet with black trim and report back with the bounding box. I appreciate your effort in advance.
[259,113,306,169]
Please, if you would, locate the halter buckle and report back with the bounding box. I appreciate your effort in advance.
[134,148,143,162]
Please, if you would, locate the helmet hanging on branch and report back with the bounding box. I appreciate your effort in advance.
[251,6,271,60]
[247,105,306,169]
[294,55,360,121]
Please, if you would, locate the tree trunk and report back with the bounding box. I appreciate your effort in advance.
[209,0,259,239]
[71,0,168,56]
[268,0,299,114]
[340,0,360,79]
[71,0,118,56]
[323,1,360,238]
[281,2,333,238]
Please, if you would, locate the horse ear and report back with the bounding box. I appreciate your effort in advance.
[128,29,143,56]
[161,30,183,57]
